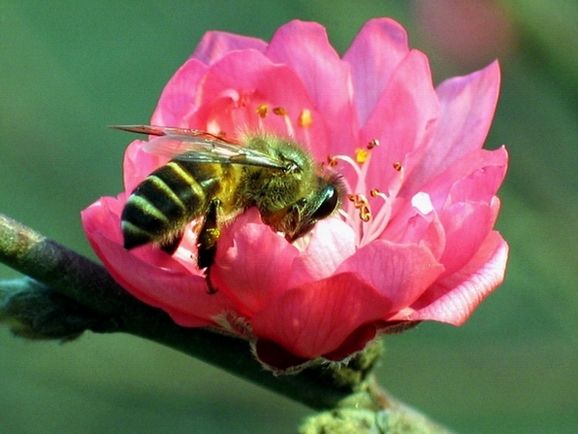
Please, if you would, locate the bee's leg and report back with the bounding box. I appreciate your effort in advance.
[197,198,221,294]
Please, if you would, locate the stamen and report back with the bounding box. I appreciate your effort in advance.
[354,140,378,165]
[333,143,404,247]
[334,154,361,173]
[272,106,294,136]
[272,107,287,116]
[256,104,268,118]
[327,155,338,167]
[338,208,355,227]
[347,193,366,207]
[298,109,313,128]
[368,140,379,149]
[332,155,363,206]
[355,148,369,164]
[347,193,372,222]
[362,188,392,245]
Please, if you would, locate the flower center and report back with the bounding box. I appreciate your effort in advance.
[332,140,405,247]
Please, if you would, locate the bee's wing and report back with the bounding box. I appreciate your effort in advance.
[143,135,288,169]
[112,125,288,170]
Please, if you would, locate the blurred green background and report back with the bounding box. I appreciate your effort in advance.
[1,1,577,432]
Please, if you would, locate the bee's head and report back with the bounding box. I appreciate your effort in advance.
[282,173,345,241]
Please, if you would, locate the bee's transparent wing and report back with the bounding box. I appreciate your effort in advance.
[144,135,289,169]
[112,125,287,170]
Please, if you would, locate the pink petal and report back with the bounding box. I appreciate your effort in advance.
[192,31,267,65]
[211,209,298,315]
[337,240,444,313]
[401,61,501,193]
[150,58,208,127]
[265,20,358,156]
[422,146,508,211]
[438,201,495,277]
[254,322,377,372]
[81,195,125,245]
[288,217,356,288]
[396,231,508,325]
[436,60,501,156]
[384,204,447,261]
[446,149,508,204]
[251,273,391,359]
[343,18,410,125]
[361,49,439,189]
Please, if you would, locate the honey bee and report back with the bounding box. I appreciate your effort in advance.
[112,125,344,288]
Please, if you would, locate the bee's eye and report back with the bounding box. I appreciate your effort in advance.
[310,185,339,221]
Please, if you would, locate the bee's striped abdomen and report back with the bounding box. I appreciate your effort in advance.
[121,161,223,250]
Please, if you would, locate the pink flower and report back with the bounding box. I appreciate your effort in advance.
[82,18,508,372]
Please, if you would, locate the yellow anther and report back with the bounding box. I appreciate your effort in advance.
[355,148,369,163]
[256,104,268,118]
[348,193,368,208]
[327,155,338,167]
[348,193,372,222]
[298,109,313,128]
[393,162,402,171]
[273,106,287,116]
